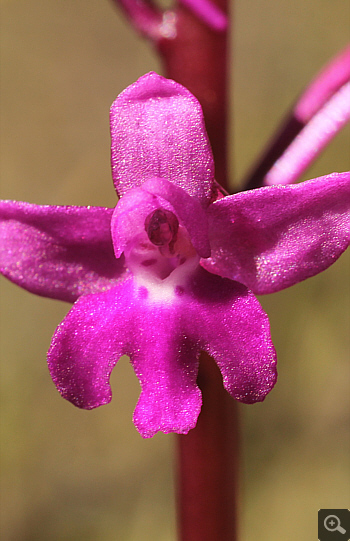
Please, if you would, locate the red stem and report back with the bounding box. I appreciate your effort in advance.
[157,3,239,540]
[176,354,239,541]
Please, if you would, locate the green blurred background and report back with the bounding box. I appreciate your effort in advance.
[0,1,349,540]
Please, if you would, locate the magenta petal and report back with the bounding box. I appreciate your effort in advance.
[48,280,134,409]
[131,298,202,438]
[112,0,163,41]
[241,46,350,190]
[49,276,202,437]
[179,0,228,31]
[295,44,350,123]
[265,83,350,186]
[203,172,350,294]
[110,72,215,207]
[0,201,125,302]
[187,269,277,403]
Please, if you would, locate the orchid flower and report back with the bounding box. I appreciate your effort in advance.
[1,72,349,438]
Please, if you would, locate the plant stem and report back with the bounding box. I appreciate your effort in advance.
[157,2,239,539]
[176,354,239,541]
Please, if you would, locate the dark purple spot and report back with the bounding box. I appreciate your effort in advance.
[145,208,179,247]
[141,258,157,267]
[175,286,185,296]
[179,257,187,265]
[138,286,148,299]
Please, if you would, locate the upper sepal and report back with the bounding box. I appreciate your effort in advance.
[110,72,216,207]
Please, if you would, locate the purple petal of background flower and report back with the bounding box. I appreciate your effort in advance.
[265,83,350,186]
[179,0,228,32]
[111,0,164,41]
[242,45,350,190]
[203,172,350,294]
[295,44,350,123]
[0,201,125,303]
[110,72,216,207]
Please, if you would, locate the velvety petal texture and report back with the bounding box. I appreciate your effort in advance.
[203,172,350,294]
[130,291,202,438]
[0,201,126,302]
[48,269,276,438]
[48,276,202,437]
[110,72,216,207]
[187,269,277,404]
[48,282,133,409]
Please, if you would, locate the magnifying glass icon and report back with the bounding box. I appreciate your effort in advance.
[324,515,346,534]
